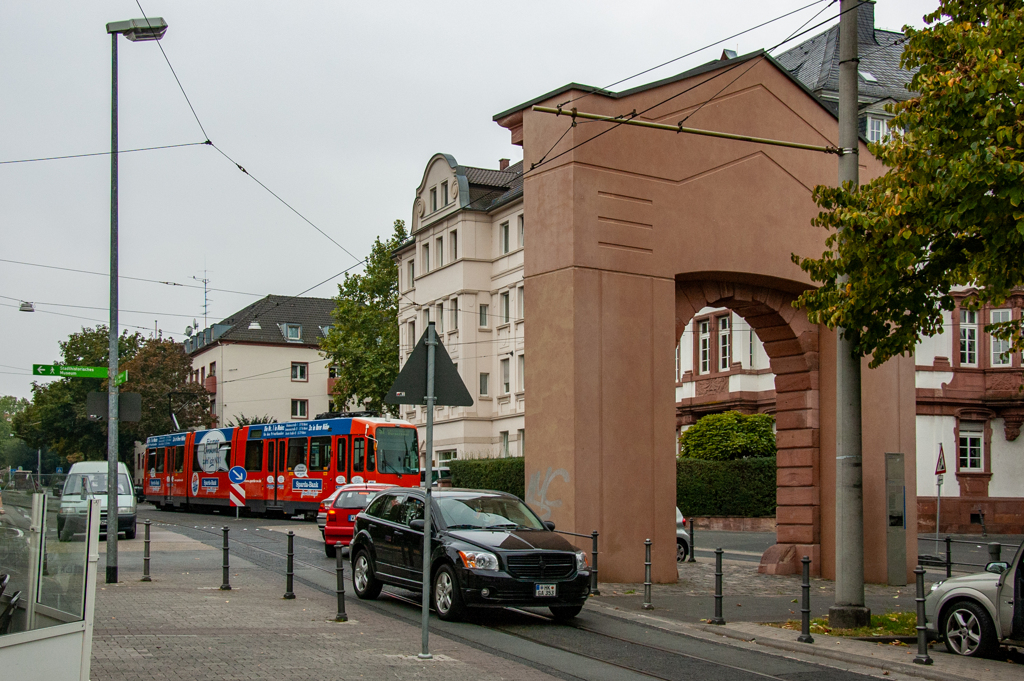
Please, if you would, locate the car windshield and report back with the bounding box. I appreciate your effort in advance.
[334,490,379,510]
[375,427,419,475]
[436,494,545,530]
[64,473,132,496]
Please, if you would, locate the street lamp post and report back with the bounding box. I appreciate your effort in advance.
[104,17,168,584]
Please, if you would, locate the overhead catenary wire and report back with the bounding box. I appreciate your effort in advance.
[0,294,201,319]
[0,141,209,165]
[0,301,152,331]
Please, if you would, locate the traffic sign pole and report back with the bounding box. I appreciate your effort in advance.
[935,444,946,554]
[419,322,436,660]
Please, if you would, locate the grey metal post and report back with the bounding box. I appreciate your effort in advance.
[284,530,295,599]
[988,542,1001,564]
[935,474,943,554]
[106,30,120,586]
[830,0,869,630]
[419,322,437,659]
[798,556,814,643]
[642,539,653,610]
[688,517,696,562]
[219,527,231,590]
[37,448,42,487]
[912,566,933,665]
[945,536,952,578]
[590,531,600,595]
[711,548,725,625]
[334,543,347,621]
[141,520,151,582]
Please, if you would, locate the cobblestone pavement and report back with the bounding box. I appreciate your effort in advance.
[91,547,559,681]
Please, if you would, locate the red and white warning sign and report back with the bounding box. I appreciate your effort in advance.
[229,482,246,508]
[935,444,947,475]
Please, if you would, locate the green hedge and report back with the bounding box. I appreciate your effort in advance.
[679,411,776,461]
[676,457,776,517]
[448,457,525,500]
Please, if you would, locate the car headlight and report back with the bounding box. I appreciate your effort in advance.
[930,580,944,592]
[58,507,72,515]
[576,550,589,571]
[118,507,133,514]
[458,550,499,571]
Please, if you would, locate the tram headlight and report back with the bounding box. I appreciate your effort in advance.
[575,550,589,571]
[458,550,499,571]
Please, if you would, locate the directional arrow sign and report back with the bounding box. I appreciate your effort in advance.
[33,364,108,379]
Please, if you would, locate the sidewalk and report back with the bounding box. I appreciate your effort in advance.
[91,532,557,680]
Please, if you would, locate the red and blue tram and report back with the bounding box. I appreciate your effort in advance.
[143,415,419,516]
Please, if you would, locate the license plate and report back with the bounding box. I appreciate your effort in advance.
[349,514,356,522]
[535,584,557,597]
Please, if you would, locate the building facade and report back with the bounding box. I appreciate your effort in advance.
[182,295,336,426]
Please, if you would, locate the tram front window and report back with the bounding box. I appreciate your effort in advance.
[375,427,419,476]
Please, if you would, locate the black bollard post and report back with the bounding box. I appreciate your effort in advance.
[687,517,696,563]
[141,520,152,582]
[220,527,231,591]
[334,543,347,621]
[797,556,813,643]
[711,548,725,625]
[988,542,1001,565]
[284,530,296,599]
[913,566,933,665]
[643,539,653,610]
[591,531,600,596]
[945,536,952,579]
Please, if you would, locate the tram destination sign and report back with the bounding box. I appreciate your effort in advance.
[33,364,127,384]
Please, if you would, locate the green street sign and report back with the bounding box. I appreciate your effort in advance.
[32,364,126,383]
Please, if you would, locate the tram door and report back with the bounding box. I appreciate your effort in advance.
[266,439,287,507]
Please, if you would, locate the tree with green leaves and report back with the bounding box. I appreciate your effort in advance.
[678,411,776,461]
[793,0,1024,366]
[227,413,277,427]
[321,219,407,416]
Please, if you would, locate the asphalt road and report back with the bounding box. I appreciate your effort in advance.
[139,505,890,681]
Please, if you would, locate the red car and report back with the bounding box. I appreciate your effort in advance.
[324,483,392,557]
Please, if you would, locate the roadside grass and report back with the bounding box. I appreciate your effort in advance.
[768,611,917,638]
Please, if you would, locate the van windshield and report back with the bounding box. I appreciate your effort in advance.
[64,473,132,496]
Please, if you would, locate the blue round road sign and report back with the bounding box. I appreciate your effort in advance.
[228,466,247,484]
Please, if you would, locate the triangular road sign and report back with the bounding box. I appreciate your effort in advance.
[935,444,947,475]
[385,326,473,407]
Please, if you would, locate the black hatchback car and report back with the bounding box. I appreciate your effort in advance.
[349,488,591,621]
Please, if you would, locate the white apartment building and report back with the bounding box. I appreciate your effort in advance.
[182,295,336,426]
[395,154,525,466]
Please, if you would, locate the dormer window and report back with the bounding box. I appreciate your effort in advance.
[285,323,301,341]
[867,116,888,143]
[858,70,878,84]
[430,187,437,212]
[442,181,449,206]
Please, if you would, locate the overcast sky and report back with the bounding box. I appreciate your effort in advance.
[0,0,938,399]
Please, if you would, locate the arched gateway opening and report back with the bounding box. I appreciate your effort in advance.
[500,53,917,583]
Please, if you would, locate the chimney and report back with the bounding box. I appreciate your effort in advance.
[857,0,877,45]
[499,158,510,170]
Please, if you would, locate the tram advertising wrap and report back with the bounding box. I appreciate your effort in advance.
[144,415,419,516]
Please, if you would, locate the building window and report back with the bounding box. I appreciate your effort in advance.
[408,260,415,287]
[430,187,437,212]
[441,181,449,206]
[501,358,510,394]
[517,354,524,391]
[291,399,308,419]
[698,320,710,374]
[450,297,458,330]
[518,428,525,457]
[958,422,983,470]
[435,304,444,333]
[209,362,216,377]
[517,285,524,319]
[423,244,430,273]
[479,304,489,328]
[436,236,443,268]
[500,292,510,324]
[329,364,339,379]
[991,309,1011,366]
[291,362,308,381]
[960,309,978,366]
[423,308,430,331]
[675,341,681,381]
[749,327,755,368]
[408,321,416,348]
[500,431,509,458]
[867,116,888,143]
[201,366,206,382]
[450,231,458,261]
[500,221,510,254]
[285,323,301,341]
[518,214,524,248]
[719,316,731,371]
[479,372,489,396]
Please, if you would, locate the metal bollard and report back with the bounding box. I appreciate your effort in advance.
[945,536,952,579]
[711,548,725,625]
[988,542,1001,564]
[334,543,348,621]
[220,527,231,591]
[913,566,933,665]
[642,539,653,610]
[141,520,152,582]
[590,531,600,596]
[687,517,696,562]
[797,556,813,643]
[284,530,296,599]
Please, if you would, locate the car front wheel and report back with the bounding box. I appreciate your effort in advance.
[942,600,998,657]
[549,605,584,621]
[432,564,466,622]
[352,550,382,600]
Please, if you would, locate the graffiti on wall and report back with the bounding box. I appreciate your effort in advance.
[526,467,569,520]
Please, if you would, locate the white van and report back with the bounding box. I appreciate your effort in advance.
[57,461,137,540]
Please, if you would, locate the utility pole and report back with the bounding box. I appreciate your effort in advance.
[830,0,870,629]
[107,27,121,585]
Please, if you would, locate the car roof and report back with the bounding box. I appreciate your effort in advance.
[405,487,517,499]
[338,483,394,491]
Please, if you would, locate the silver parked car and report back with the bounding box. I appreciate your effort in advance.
[676,508,690,562]
[925,540,1023,657]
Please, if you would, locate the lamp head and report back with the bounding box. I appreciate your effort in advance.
[106,17,168,42]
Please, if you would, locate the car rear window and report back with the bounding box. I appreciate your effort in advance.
[334,490,378,510]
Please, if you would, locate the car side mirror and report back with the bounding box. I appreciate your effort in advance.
[986,561,1009,574]
[543,521,556,531]
[409,519,425,532]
